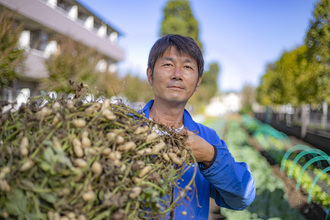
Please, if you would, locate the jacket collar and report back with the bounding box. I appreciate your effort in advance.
[142,100,198,131]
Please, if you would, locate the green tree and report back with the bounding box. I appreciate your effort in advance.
[200,62,220,95]
[292,45,319,104]
[256,62,284,106]
[97,71,153,103]
[305,0,330,103]
[122,74,153,102]
[160,0,203,50]
[95,70,123,97]
[189,62,220,111]
[0,10,25,88]
[198,62,220,100]
[240,84,255,115]
[41,36,101,93]
[305,0,330,64]
[256,45,320,107]
[273,48,301,106]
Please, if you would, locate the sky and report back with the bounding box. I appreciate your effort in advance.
[78,0,318,92]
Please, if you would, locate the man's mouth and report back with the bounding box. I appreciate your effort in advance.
[168,85,184,90]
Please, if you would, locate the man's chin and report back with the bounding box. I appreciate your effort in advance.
[163,97,188,105]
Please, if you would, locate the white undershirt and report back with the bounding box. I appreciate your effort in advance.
[150,118,184,135]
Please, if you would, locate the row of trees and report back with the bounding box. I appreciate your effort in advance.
[256,0,329,107]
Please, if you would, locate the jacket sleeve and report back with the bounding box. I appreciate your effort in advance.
[199,138,256,210]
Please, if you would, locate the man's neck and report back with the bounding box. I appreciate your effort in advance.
[149,99,186,129]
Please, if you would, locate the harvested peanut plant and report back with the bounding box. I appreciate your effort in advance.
[0,84,197,220]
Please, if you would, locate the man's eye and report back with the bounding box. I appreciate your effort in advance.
[185,66,193,69]
[164,63,172,66]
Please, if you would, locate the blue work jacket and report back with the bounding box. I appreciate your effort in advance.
[142,100,256,220]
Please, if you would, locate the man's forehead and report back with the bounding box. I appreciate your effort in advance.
[160,47,195,62]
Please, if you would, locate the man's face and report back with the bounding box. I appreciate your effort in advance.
[147,47,202,105]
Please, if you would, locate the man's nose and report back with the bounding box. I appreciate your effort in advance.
[171,66,183,80]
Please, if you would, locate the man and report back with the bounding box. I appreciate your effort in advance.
[143,34,255,219]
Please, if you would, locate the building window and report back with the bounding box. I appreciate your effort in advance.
[30,30,49,51]
[96,59,107,72]
[109,32,118,43]
[18,30,31,50]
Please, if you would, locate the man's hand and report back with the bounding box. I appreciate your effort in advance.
[184,130,215,166]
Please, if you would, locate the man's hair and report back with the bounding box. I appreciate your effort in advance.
[147,34,204,78]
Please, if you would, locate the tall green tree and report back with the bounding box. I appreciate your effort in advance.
[305,0,330,64]
[305,0,330,103]
[0,10,25,88]
[160,0,221,112]
[160,0,203,50]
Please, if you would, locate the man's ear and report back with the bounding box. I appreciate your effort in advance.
[195,76,203,91]
[147,68,153,86]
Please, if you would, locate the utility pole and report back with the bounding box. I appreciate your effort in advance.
[301,104,310,138]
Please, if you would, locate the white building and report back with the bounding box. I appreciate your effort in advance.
[205,93,242,116]
[0,0,125,99]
